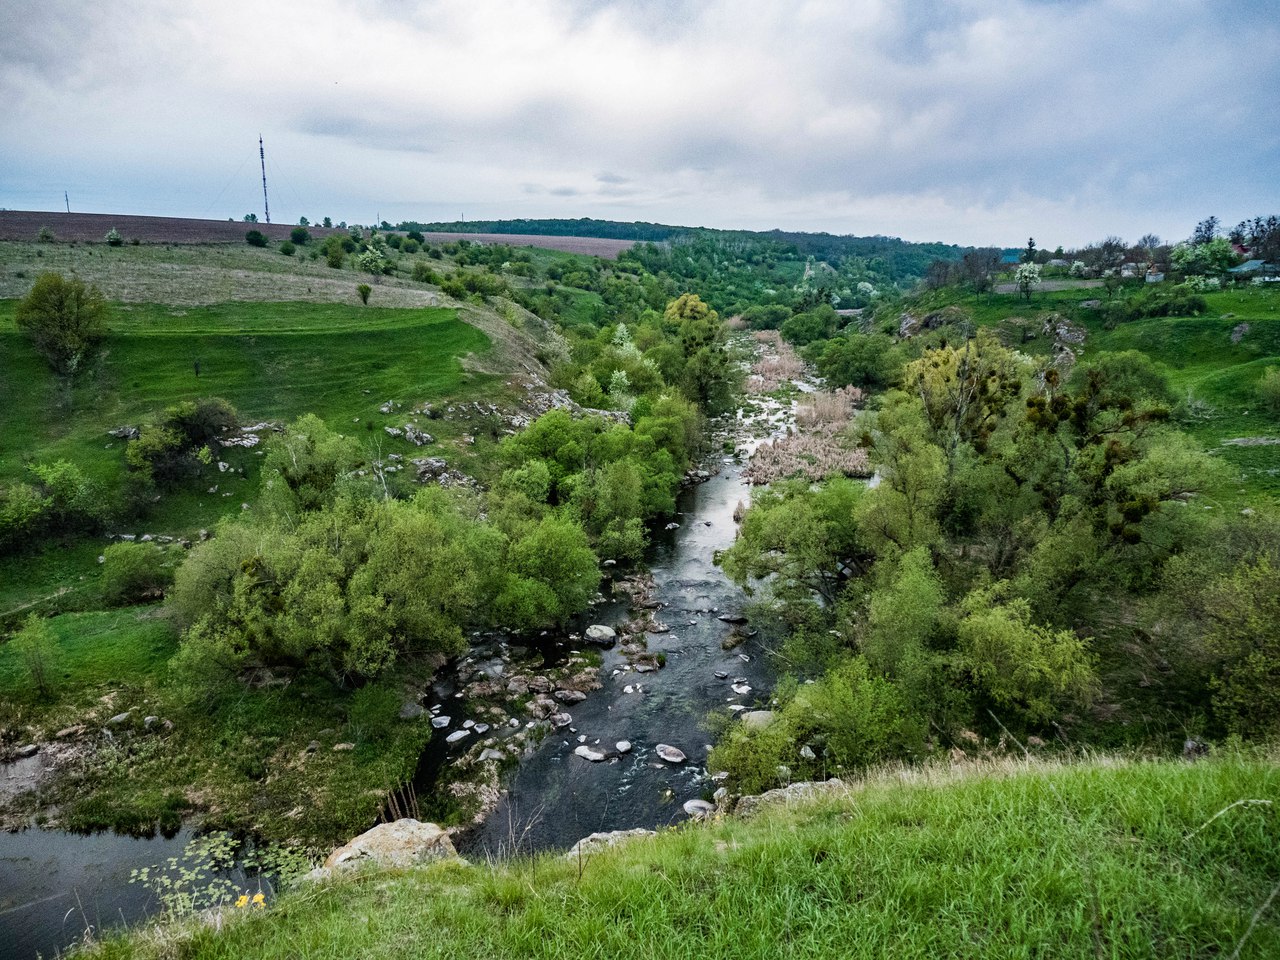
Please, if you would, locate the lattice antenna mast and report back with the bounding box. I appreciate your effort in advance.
[259,135,271,224]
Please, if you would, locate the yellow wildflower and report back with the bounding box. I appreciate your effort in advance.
[252,893,266,909]
[234,895,249,909]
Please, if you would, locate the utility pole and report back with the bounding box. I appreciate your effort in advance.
[259,135,271,224]
[64,191,70,214]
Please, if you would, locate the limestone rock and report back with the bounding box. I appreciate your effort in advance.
[655,743,686,764]
[683,799,716,820]
[732,779,846,820]
[322,819,458,872]
[574,745,607,762]
[565,828,655,860]
[740,710,775,731]
[585,624,617,646]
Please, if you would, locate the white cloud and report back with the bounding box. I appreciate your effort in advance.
[1,0,1276,246]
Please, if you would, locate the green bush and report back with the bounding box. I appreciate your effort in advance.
[12,614,59,698]
[357,283,372,305]
[279,240,296,256]
[411,261,439,284]
[290,226,311,245]
[401,238,420,255]
[245,230,268,247]
[101,541,172,605]
[1259,367,1280,418]
[710,658,926,794]
[105,228,123,247]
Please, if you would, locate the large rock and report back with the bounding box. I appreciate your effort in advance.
[730,778,847,820]
[321,819,459,872]
[565,828,655,860]
[585,624,617,646]
[655,743,687,764]
[574,745,607,762]
[740,710,776,731]
[683,799,716,820]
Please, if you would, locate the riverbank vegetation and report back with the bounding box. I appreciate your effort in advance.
[712,238,1280,794]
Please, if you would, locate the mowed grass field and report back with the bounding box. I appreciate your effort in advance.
[961,283,1280,496]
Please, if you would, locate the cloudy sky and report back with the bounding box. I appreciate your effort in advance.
[1,0,1277,247]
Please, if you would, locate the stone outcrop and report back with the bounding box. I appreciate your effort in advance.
[564,828,656,860]
[308,819,461,882]
[723,778,848,820]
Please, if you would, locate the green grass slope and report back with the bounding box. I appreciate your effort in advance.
[0,300,489,486]
[96,752,1280,960]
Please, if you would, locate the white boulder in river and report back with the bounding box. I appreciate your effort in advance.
[574,744,607,762]
[656,743,687,763]
[616,740,632,753]
[683,799,716,819]
[585,624,617,645]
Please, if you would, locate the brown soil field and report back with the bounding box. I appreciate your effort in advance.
[0,211,634,258]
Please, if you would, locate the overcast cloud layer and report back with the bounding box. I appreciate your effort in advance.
[1,0,1277,247]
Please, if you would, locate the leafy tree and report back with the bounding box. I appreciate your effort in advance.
[957,585,1096,724]
[862,547,943,678]
[174,491,487,684]
[781,305,838,346]
[719,478,866,609]
[15,273,109,376]
[497,514,599,629]
[1202,556,1280,736]
[260,414,364,520]
[818,333,897,390]
[290,226,311,245]
[901,329,1024,472]
[101,541,171,604]
[1170,239,1237,276]
[664,293,736,410]
[710,658,925,794]
[245,230,268,247]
